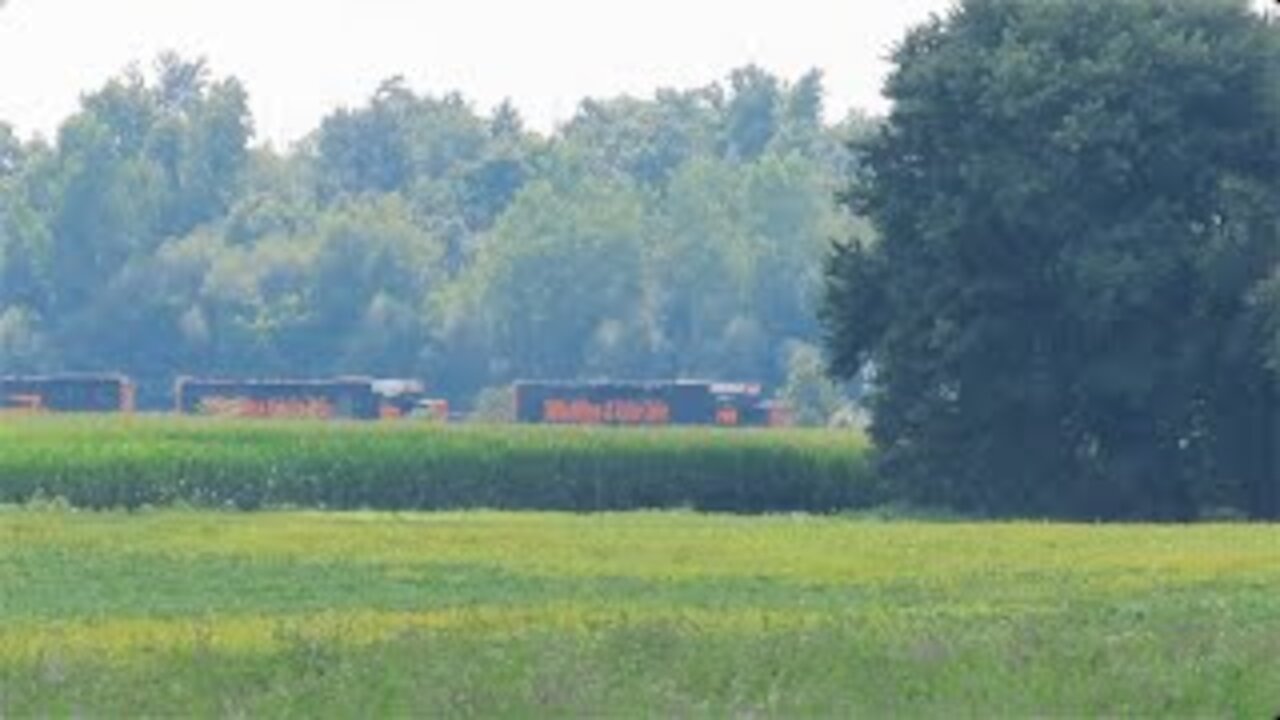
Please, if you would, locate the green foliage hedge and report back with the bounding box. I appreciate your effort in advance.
[0,417,880,512]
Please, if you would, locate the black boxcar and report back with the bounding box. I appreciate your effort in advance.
[515,380,713,426]
[516,380,782,426]
[0,374,136,413]
[174,377,381,420]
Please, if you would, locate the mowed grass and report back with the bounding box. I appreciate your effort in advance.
[2,510,1278,716]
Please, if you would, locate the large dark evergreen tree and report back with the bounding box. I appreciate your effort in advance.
[824,0,1279,519]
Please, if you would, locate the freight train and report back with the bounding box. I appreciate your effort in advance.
[513,380,791,427]
[0,375,786,427]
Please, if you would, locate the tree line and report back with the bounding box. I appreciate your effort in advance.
[0,57,861,412]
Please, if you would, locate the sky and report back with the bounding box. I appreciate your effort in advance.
[0,0,958,147]
[2,1,1270,148]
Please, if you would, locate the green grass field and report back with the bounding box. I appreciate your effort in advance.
[3,509,1278,716]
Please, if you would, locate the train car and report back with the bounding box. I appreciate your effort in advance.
[370,380,449,422]
[0,374,136,414]
[708,382,758,427]
[410,398,451,422]
[174,377,381,420]
[372,379,427,419]
[514,380,713,426]
[513,380,788,427]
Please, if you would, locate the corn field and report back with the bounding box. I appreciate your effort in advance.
[0,416,879,512]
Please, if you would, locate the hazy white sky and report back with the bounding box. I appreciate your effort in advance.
[3,1,1269,147]
[0,0,959,146]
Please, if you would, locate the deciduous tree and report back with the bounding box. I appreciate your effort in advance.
[824,0,1279,519]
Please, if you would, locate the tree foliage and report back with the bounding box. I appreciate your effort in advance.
[824,0,1279,519]
[0,59,853,411]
